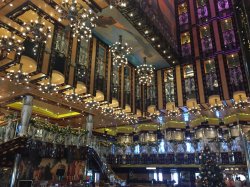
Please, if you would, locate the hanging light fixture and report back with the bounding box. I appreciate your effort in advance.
[85,98,100,110]
[23,17,52,55]
[6,63,30,84]
[188,102,201,115]
[101,105,114,116]
[166,105,180,118]
[39,76,59,94]
[137,57,155,86]
[56,0,97,41]
[209,99,224,112]
[0,34,24,56]
[64,88,83,103]
[110,35,132,68]
[108,0,127,9]
[233,95,250,110]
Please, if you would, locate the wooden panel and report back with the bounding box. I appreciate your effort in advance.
[121,65,124,108]
[107,50,111,103]
[212,21,222,51]
[192,27,200,58]
[157,70,163,110]
[218,54,229,100]
[176,65,183,106]
[132,68,136,114]
[209,0,216,18]
[90,38,97,95]
[189,0,196,25]
[196,60,205,104]
[41,24,54,74]
[67,37,78,86]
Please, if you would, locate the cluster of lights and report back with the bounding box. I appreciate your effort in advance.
[233,95,250,110]
[38,78,59,95]
[101,105,114,116]
[64,88,83,103]
[188,102,201,115]
[0,34,24,56]
[137,57,155,86]
[23,17,52,55]
[108,0,127,9]
[6,63,30,84]
[85,98,100,110]
[110,35,132,68]
[209,99,225,112]
[56,0,97,42]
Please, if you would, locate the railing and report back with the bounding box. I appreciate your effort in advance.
[106,152,245,166]
[0,120,126,186]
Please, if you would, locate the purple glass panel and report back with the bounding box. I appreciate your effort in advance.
[179,13,189,25]
[206,73,218,91]
[229,66,243,86]
[198,6,208,18]
[218,0,229,11]
[223,30,236,45]
[201,37,213,51]
[185,77,195,95]
[181,43,191,56]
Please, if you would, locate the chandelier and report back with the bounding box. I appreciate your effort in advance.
[23,17,52,55]
[137,57,155,86]
[108,0,127,9]
[233,95,250,110]
[6,63,30,84]
[209,99,224,112]
[111,35,132,68]
[85,98,100,110]
[56,0,97,41]
[166,105,180,118]
[188,102,201,115]
[0,34,24,56]
[64,88,83,103]
[101,105,114,116]
[39,77,59,94]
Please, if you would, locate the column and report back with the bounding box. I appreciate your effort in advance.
[19,95,33,137]
[10,153,21,187]
[86,114,93,146]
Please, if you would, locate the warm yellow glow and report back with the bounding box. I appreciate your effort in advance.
[7,102,80,119]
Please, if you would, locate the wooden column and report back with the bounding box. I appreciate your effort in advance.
[90,38,97,95]
[218,54,230,100]
[176,65,183,106]
[107,50,112,103]
[67,37,78,86]
[196,60,205,104]
[157,70,163,110]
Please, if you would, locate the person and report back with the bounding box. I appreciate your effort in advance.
[195,176,202,187]
[235,177,242,187]
[225,177,235,187]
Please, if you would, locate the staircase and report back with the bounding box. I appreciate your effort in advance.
[0,137,28,167]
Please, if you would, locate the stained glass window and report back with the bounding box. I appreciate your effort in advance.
[200,26,213,52]
[164,69,175,103]
[221,18,236,48]
[204,59,219,95]
[178,3,189,26]
[197,0,208,19]
[181,32,191,56]
[184,64,196,99]
[55,30,68,56]
[226,53,243,89]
